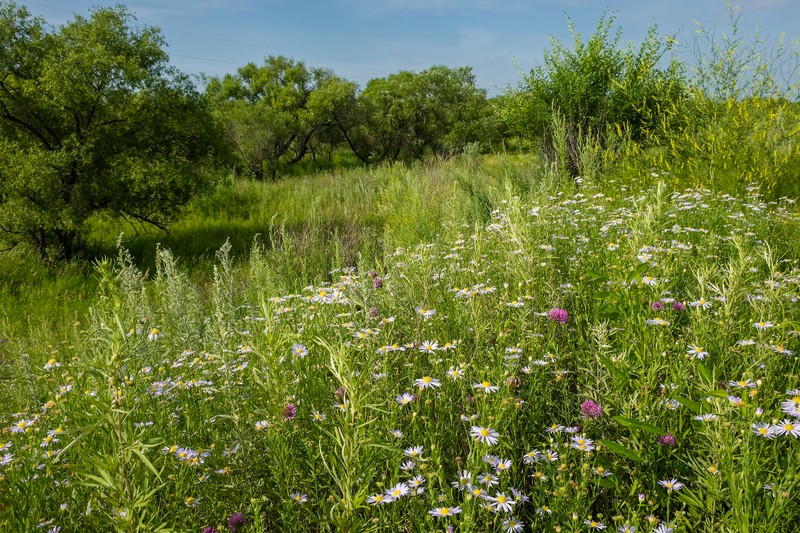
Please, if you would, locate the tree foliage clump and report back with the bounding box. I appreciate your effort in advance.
[501,14,685,175]
[0,2,225,262]
[356,65,498,162]
[205,56,359,180]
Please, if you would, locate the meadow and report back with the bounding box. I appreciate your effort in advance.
[1,154,799,532]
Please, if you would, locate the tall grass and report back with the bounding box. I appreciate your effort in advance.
[1,156,799,531]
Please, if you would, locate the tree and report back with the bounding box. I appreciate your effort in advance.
[500,14,684,174]
[206,56,358,179]
[0,2,226,262]
[358,65,497,162]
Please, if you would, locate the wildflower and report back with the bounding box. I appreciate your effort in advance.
[494,458,512,473]
[43,359,61,371]
[570,435,595,452]
[428,506,462,517]
[282,403,297,421]
[672,301,685,312]
[753,321,774,330]
[523,450,543,464]
[10,418,35,433]
[255,420,270,431]
[584,519,607,530]
[413,376,441,389]
[653,523,674,533]
[419,340,438,353]
[690,298,712,309]
[385,482,410,500]
[645,317,670,326]
[311,410,326,421]
[658,478,684,492]
[148,328,161,341]
[0,453,13,466]
[390,429,403,439]
[184,496,201,507]
[686,345,708,359]
[446,367,464,380]
[618,525,636,533]
[782,396,800,417]
[581,400,602,418]
[750,422,775,439]
[470,426,500,446]
[404,446,424,459]
[477,472,499,487]
[548,308,568,324]
[651,301,664,310]
[503,517,525,532]
[694,413,718,422]
[416,307,436,320]
[367,493,393,504]
[452,470,473,490]
[291,344,308,358]
[473,380,500,394]
[772,419,800,438]
[469,485,486,498]
[658,434,676,447]
[543,449,559,462]
[227,512,246,532]
[399,459,416,471]
[290,492,307,503]
[641,276,658,286]
[729,379,757,389]
[510,487,529,503]
[203,528,219,533]
[396,392,415,406]
[485,492,515,513]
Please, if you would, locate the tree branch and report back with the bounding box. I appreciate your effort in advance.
[119,209,170,233]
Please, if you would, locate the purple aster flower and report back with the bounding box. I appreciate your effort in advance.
[283,403,297,421]
[548,308,568,324]
[651,301,664,311]
[581,400,602,419]
[672,301,685,312]
[659,434,676,447]
[203,528,218,533]
[228,512,246,532]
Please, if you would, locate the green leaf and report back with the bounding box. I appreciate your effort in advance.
[696,361,712,384]
[675,396,703,413]
[128,444,162,482]
[613,415,666,435]
[597,439,641,462]
[599,355,629,385]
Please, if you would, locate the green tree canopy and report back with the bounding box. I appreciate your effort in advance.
[358,65,497,162]
[0,2,225,262]
[206,56,358,180]
[500,15,684,173]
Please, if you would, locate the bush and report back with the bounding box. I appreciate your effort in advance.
[500,13,684,176]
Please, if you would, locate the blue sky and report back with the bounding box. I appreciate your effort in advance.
[21,0,800,95]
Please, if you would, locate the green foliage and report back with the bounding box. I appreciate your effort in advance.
[206,56,359,180]
[2,160,800,530]
[501,13,684,175]
[357,65,499,162]
[609,3,800,198]
[0,1,225,263]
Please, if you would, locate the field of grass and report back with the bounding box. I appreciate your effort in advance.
[1,155,799,532]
